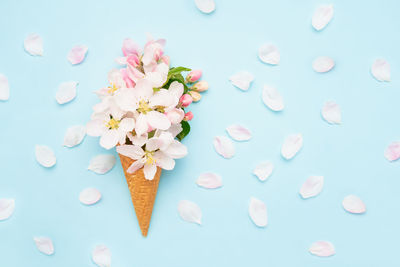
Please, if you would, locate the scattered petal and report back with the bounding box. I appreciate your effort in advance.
[24,33,43,56]
[281,134,303,160]
[63,125,86,147]
[321,101,341,124]
[79,188,101,205]
[67,45,88,65]
[226,124,252,141]
[56,81,78,104]
[196,173,223,189]
[213,136,235,159]
[178,200,202,224]
[229,71,254,91]
[371,58,390,82]
[384,141,400,162]
[312,56,335,73]
[0,199,15,221]
[262,85,284,111]
[35,145,56,168]
[300,176,324,199]
[34,237,54,255]
[309,241,335,257]
[258,43,280,65]
[312,4,334,31]
[253,161,274,182]
[248,197,267,227]
[92,244,111,267]
[194,0,215,14]
[88,154,116,174]
[342,195,366,214]
[0,74,10,101]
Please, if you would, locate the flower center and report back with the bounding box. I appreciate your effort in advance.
[144,151,155,165]
[106,118,120,129]
[137,100,152,114]
[107,84,118,94]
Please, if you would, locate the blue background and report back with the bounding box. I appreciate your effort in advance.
[1,0,399,266]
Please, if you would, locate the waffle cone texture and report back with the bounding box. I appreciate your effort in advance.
[119,153,161,237]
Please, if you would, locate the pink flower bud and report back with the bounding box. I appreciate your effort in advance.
[186,70,202,83]
[126,54,140,67]
[122,38,140,57]
[189,91,201,102]
[192,81,209,92]
[184,111,194,121]
[161,55,170,66]
[120,68,135,88]
[180,94,193,107]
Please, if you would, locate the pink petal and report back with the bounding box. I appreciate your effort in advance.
[281,134,303,160]
[0,199,15,220]
[253,161,274,181]
[79,188,101,205]
[229,71,254,91]
[92,244,111,267]
[342,195,366,214]
[213,136,235,159]
[258,44,280,65]
[299,176,324,199]
[56,81,78,104]
[24,33,43,56]
[196,173,223,189]
[312,5,334,31]
[309,241,335,257]
[194,0,215,14]
[384,141,400,162]
[226,124,252,141]
[321,101,341,124]
[312,56,335,73]
[249,197,267,227]
[0,74,10,101]
[67,45,88,65]
[371,58,390,82]
[178,200,202,224]
[34,237,54,255]
[262,85,284,111]
[122,38,141,56]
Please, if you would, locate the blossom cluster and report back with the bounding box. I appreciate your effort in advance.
[86,37,208,180]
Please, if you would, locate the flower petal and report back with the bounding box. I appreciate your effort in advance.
[35,145,56,168]
[164,140,188,159]
[213,136,235,159]
[262,85,284,111]
[249,197,267,227]
[309,241,335,257]
[0,74,10,101]
[154,151,175,170]
[34,237,54,255]
[321,101,341,124]
[79,188,101,205]
[194,0,215,14]
[299,176,324,199]
[92,244,111,267]
[229,71,255,91]
[0,199,15,221]
[258,44,280,65]
[312,56,335,73]
[253,161,274,182]
[226,124,252,141]
[312,4,334,31]
[342,195,366,214]
[116,145,144,160]
[371,58,391,82]
[196,172,223,189]
[24,33,43,56]
[178,200,202,224]
[281,134,303,160]
[63,125,86,147]
[143,163,157,180]
[146,111,171,130]
[384,141,400,162]
[99,129,119,150]
[56,81,78,104]
[127,160,144,173]
[88,154,116,174]
[67,45,88,65]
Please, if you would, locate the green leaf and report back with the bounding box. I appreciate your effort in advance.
[168,67,191,76]
[176,120,191,141]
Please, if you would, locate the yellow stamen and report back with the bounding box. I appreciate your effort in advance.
[145,151,155,165]
[106,118,120,129]
[107,83,118,94]
[137,100,152,114]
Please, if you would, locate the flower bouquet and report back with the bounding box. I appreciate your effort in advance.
[86,36,208,236]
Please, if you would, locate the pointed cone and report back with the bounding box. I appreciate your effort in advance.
[119,153,161,237]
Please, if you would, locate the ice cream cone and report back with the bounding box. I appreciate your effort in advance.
[119,153,161,237]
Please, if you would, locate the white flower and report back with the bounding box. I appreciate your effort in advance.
[95,69,126,98]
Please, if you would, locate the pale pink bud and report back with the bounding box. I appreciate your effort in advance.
[122,38,140,57]
[180,94,193,107]
[120,68,135,88]
[186,70,202,83]
[184,111,194,121]
[126,54,140,67]
[189,91,202,102]
[192,81,209,92]
[161,55,170,66]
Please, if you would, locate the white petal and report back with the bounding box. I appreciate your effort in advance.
[79,188,101,205]
[99,129,119,150]
[34,237,54,255]
[281,134,303,160]
[226,124,252,141]
[194,0,215,14]
[143,163,157,180]
[35,145,56,168]
[248,197,267,227]
[67,45,88,65]
[196,173,223,189]
[0,74,10,101]
[0,199,15,220]
[63,125,86,147]
[384,141,400,162]
[154,151,175,170]
[342,195,366,214]
[147,111,171,130]
[213,136,235,159]
[92,244,111,267]
[56,81,78,104]
[262,85,284,111]
[178,200,202,224]
[321,101,341,124]
[164,140,188,159]
[312,4,334,31]
[258,44,280,65]
[299,176,324,199]
[24,33,43,56]
[252,161,274,182]
[371,58,391,82]
[116,145,144,160]
[88,154,116,174]
[229,71,255,91]
[309,241,335,257]
[312,56,335,73]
